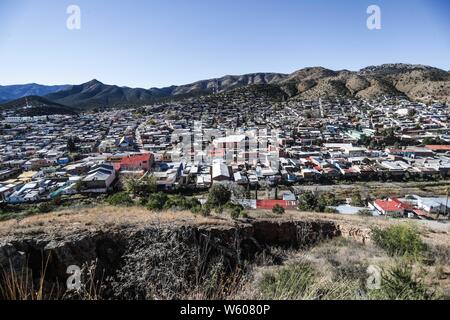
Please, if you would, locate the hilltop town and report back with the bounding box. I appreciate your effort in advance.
[2,0,450,305]
[1,88,450,222]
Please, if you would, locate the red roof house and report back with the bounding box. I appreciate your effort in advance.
[372,198,410,217]
[111,153,153,172]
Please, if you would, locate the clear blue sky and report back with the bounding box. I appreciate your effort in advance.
[0,0,449,88]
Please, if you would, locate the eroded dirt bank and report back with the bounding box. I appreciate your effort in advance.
[0,208,341,299]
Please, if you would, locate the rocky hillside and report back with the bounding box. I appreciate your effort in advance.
[170,73,286,96]
[54,64,450,107]
[2,64,449,110]
[0,208,340,300]
[279,64,450,103]
[0,206,448,300]
[43,74,287,109]
[359,64,450,104]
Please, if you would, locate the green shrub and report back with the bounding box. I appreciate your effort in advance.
[36,202,54,213]
[230,207,241,219]
[272,204,285,215]
[369,263,439,300]
[323,207,338,214]
[162,195,183,210]
[351,193,365,206]
[207,184,231,208]
[371,224,427,258]
[298,191,335,212]
[200,206,211,217]
[147,192,169,211]
[185,197,201,209]
[358,209,373,216]
[106,192,134,207]
[298,191,319,211]
[224,203,243,219]
[124,176,157,198]
[191,205,201,214]
[164,195,201,211]
[138,196,148,206]
[259,264,315,299]
[319,192,341,207]
[191,203,211,217]
[221,202,244,219]
[224,202,243,210]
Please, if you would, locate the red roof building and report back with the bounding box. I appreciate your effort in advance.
[425,145,450,153]
[372,198,410,217]
[110,153,153,172]
[256,200,298,210]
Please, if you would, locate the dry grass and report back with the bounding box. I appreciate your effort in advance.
[0,257,106,300]
[1,264,45,300]
[0,254,56,300]
[244,236,447,300]
[0,205,448,249]
[241,237,382,300]
[0,205,237,238]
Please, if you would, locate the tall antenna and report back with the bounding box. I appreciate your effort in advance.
[24,97,32,109]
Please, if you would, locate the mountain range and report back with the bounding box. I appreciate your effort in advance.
[0,96,77,116]
[1,64,449,114]
[0,84,70,104]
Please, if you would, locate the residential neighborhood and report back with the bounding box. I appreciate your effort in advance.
[1,0,450,304]
[1,95,450,221]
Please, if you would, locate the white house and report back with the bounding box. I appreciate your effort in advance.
[212,160,230,181]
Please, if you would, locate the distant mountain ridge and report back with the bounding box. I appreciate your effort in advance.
[1,64,449,112]
[0,96,77,116]
[0,84,71,103]
[44,79,162,109]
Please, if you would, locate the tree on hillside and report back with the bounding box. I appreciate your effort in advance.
[207,184,231,208]
[298,191,319,212]
[124,175,157,198]
[67,137,78,153]
[147,192,169,211]
[272,204,285,215]
[351,193,365,206]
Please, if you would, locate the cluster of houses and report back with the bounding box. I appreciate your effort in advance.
[0,109,144,204]
[1,95,450,221]
[0,153,153,204]
[370,195,450,220]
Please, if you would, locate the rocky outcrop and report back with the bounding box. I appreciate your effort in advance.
[337,224,371,244]
[0,219,340,299]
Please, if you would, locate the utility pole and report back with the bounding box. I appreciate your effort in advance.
[446,187,450,220]
[439,187,449,220]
